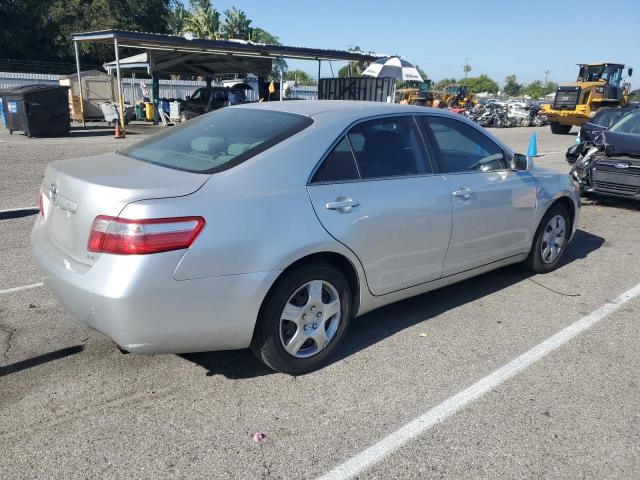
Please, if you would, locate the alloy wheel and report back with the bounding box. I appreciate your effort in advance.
[540,214,566,264]
[279,280,342,358]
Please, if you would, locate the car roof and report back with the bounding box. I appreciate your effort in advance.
[236,99,452,119]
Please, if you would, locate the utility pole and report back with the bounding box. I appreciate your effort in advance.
[544,70,550,88]
[463,58,471,85]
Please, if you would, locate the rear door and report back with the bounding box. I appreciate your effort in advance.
[307,115,452,296]
[417,115,537,275]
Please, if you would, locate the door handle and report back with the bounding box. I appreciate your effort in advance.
[326,197,359,212]
[452,187,473,200]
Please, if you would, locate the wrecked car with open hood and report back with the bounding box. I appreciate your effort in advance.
[572,107,640,200]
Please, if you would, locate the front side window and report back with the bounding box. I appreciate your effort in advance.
[121,108,313,174]
[419,116,508,173]
[346,116,429,179]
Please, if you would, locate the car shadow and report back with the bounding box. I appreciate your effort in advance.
[181,228,604,379]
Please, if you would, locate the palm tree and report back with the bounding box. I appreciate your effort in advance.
[182,1,220,39]
[166,3,188,36]
[220,8,252,40]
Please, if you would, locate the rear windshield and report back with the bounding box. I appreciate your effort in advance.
[121,108,313,174]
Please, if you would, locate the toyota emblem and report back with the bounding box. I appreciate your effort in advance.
[614,162,630,170]
[49,183,58,201]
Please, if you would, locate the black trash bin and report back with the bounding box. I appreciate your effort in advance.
[1,84,70,137]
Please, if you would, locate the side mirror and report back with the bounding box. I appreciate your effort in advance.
[628,68,633,77]
[512,153,533,171]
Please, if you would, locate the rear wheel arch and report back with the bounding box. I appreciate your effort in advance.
[258,252,361,325]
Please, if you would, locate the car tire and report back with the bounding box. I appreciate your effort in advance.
[526,204,571,273]
[550,122,572,134]
[251,262,352,375]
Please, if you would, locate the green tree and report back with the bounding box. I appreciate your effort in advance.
[464,74,499,94]
[523,80,545,99]
[166,1,189,35]
[337,46,372,78]
[503,74,522,96]
[182,0,220,39]
[415,65,428,81]
[286,69,314,85]
[42,0,172,68]
[248,28,287,80]
[434,78,457,90]
[544,81,558,96]
[220,7,252,40]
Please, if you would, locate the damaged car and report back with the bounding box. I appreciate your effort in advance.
[572,107,640,200]
[566,106,636,163]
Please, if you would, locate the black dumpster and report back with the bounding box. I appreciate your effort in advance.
[1,84,70,137]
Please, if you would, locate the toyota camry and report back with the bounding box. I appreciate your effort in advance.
[32,101,580,374]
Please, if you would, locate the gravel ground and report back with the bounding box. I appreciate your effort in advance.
[1,122,639,479]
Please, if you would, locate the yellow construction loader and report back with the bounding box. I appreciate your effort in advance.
[395,81,433,106]
[443,84,477,108]
[541,63,633,134]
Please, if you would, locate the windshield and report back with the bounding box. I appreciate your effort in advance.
[608,110,640,134]
[121,108,313,174]
[593,109,631,128]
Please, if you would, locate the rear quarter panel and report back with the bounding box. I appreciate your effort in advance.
[119,116,367,285]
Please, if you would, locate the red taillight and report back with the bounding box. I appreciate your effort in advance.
[87,216,205,255]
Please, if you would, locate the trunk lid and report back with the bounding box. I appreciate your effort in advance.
[41,152,209,265]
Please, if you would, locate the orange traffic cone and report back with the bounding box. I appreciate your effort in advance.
[114,121,125,139]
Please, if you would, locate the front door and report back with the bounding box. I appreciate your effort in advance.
[417,115,537,275]
[307,116,452,296]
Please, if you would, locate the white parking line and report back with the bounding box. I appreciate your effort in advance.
[318,282,640,480]
[0,283,43,295]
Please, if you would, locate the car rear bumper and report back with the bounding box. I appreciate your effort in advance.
[31,218,280,354]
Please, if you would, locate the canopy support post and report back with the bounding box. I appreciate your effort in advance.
[279,56,284,101]
[73,41,85,127]
[152,72,160,125]
[113,37,126,136]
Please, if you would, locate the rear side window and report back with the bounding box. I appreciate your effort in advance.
[419,116,508,173]
[311,137,360,183]
[347,116,429,179]
[121,108,313,174]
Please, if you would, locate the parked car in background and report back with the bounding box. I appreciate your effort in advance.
[566,106,636,163]
[180,85,248,121]
[32,101,579,375]
[572,107,640,200]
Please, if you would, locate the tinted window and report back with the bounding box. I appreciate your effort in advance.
[346,116,429,179]
[121,108,313,174]
[190,89,205,102]
[312,136,359,183]
[419,116,508,173]
[593,109,629,128]
[609,110,640,134]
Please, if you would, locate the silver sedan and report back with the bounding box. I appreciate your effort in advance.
[32,101,580,374]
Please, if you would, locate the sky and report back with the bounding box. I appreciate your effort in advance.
[194,0,639,89]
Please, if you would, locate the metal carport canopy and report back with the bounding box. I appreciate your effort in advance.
[71,30,385,63]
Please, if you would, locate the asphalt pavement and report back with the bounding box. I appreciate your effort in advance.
[1,122,639,479]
